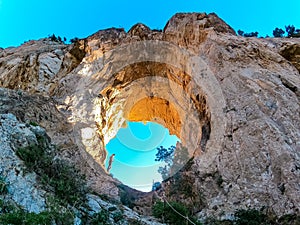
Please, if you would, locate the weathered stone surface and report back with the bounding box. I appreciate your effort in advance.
[87,194,163,225]
[0,38,84,95]
[280,43,300,73]
[0,112,163,224]
[0,12,299,222]
[163,12,236,53]
[0,113,46,213]
[0,88,120,202]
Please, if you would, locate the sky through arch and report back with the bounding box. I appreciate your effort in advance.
[105,121,180,192]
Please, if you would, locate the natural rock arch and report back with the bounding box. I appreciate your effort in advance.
[71,40,226,173]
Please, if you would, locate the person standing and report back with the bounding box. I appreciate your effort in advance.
[107,153,115,173]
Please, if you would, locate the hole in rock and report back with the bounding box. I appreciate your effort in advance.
[105,121,181,192]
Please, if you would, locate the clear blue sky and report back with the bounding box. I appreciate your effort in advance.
[105,121,179,192]
[0,0,300,48]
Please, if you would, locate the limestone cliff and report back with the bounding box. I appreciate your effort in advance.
[0,12,299,222]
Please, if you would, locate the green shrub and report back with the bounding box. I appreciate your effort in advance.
[16,143,51,172]
[16,135,87,207]
[118,185,136,208]
[273,28,285,37]
[112,211,124,222]
[45,196,75,225]
[0,200,16,214]
[204,210,300,225]
[70,37,79,43]
[41,160,86,207]
[152,201,202,225]
[0,209,53,225]
[126,218,144,225]
[0,196,76,225]
[278,214,300,225]
[29,121,39,127]
[5,134,89,224]
[0,177,8,194]
[88,210,110,225]
[234,209,270,225]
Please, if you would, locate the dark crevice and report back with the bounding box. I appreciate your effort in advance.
[278,183,286,195]
[68,39,86,64]
[279,76,299,98]
[279,44,300,73]
[200,121,211,151]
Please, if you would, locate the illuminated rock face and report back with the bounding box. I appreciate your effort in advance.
[128,97,181,137]
[1,12,300,219]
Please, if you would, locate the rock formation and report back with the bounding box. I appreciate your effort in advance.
[0,12,299,223]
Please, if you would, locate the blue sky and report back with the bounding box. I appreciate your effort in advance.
[105,121,179,192]
[1,0,300,47]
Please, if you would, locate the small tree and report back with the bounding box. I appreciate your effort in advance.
[285,25,296,37]
[49,34,57,42]
[273,28,285,37]
[70,37,79,43]
[237,30,259,37]
[243,31,258,37]
[155,145,175,179]
[237,29,244,36]
[155,144,189,179]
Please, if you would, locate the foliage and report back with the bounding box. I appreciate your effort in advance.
[152,181,162,191]
[203,209,300,225]
[272,25,300,38]
[239,25,300,38]
[155,145,175,163]
[16,135,87,207]
[237,30,259,37]
[0,177,8,195]
[0,197,76,225]
[16,139,51,172]
[278,214,300,225]
[0,200,18,215]
[45,195,76,225]
[157,165,169,180]
[243,32,259,37]
[41,160,87,207]
[112,211,124,223]
[126,218,144,225]
[167,172,206,212]
[155,145,175,179]
[155,145,189,180]
[88,210,110,225]
[70,37,79,43]
[171,145,189,174]
[237,30,244,36]
[234,209,270,225]
[152,203,300,225]
[152,201,202,225]
[285,25,296,37]
[273,28,285,37]
[29,121,39,126]
[48,34,66,43]
[0,209,53,225]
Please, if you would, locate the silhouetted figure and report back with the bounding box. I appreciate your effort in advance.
[107,154,115,173]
